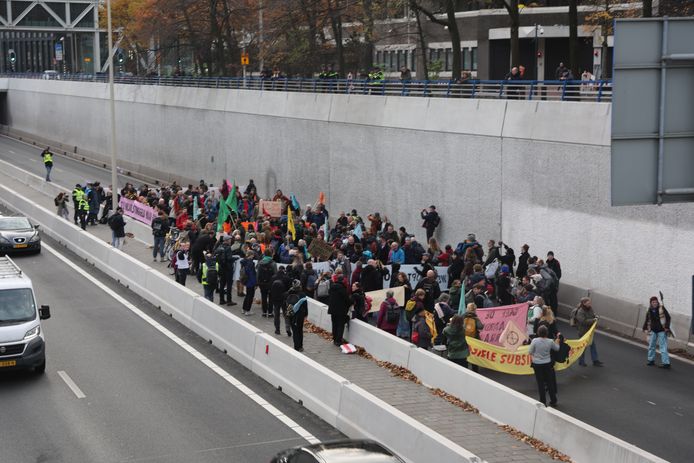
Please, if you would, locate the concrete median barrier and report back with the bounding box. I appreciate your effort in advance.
[336,382,480,463]
[407,347,541,433]
[345,319,414,367]
[533,406,668,463]
[251,333,348,427]
[306,298,331,331]
[189,297,261,369]
[143,269,199,327]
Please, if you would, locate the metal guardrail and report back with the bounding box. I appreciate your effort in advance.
[0,73,612,102]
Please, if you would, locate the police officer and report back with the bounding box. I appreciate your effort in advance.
[72,184,84,225]
[77,193,90,230]
[41,147,53,182]
[199,252,219,302]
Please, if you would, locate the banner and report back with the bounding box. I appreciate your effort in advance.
[308,239,334,261]
[119,197,157,225]
[375,264,449,291]
[476,304,529,347]
[365,286,405,313]
[466,322,597,375]
[259,200,282,218]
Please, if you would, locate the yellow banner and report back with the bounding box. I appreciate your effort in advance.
[466,322,597,375]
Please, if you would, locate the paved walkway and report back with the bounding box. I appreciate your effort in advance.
[0,169,555,463]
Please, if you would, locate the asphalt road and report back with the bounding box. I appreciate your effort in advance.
[2,134,693,462]
[0,229,342,463]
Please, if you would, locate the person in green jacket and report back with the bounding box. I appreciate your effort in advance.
[443,314,472,370]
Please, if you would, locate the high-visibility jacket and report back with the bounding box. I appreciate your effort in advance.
[72,188,84,203]
[42,152,53,165]
[78,197,90,212]
[201,262,219,286]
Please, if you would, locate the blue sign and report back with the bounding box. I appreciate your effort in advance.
[55,43,63,61]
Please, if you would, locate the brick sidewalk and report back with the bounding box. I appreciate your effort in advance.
[2,171,555,463]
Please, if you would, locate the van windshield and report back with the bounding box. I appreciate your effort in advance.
[0,288,36,324]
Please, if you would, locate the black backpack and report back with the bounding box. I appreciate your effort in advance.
[551,338,570,364]
[285,293,300,319]
[205,264,219,288]
[257,261,274,286]
[385,300,399,324]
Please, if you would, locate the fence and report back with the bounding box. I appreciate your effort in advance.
[0,73,612,102]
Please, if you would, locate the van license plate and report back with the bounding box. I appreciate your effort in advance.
[0,360,17,367]
[13,244,28,249]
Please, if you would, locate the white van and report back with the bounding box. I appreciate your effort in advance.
[0,256,51,374]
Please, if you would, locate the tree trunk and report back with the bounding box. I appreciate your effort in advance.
[361,0,375,72]
[445,0,461,80]
[412,3,428,80]
[643,0,653,17]
[328,0,345,76]
[568,0,578,77]
[509,0,520,69]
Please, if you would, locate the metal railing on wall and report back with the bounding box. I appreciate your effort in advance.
[0,73,612,102]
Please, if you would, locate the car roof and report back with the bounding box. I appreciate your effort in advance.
[301,440,403,463]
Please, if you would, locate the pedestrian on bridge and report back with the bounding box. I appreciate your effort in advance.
[40,146,53,182]
[575,297,603,367]
[643,296,672,369]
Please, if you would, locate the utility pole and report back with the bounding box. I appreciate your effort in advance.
[258,0,264,72]
[106,0,119,212]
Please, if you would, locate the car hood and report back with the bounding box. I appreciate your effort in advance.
[0,320,37,343]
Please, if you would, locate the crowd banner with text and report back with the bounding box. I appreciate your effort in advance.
[365,286,406,313]
[259,200,282,218]
[476,304,529,347]
[466,322,597,375]
[119,197,157,225]
[308,239,334,261]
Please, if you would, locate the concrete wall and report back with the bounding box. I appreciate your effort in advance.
[4,79,692,343]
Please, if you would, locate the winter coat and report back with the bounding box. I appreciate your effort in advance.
[576,306,597,337]
[328,279,351,316]
[443,324,469,360]
[412,314,432,348]
[240,258,257,288]
[376,297,399,334]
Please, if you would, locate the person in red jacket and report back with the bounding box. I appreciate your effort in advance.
[377,290,399,335]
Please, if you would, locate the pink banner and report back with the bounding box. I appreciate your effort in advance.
[476,303,529,346]
[119,197,157,225]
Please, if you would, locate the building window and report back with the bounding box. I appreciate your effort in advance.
[471,48,477,71]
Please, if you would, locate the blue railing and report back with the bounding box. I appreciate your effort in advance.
[0,73,612,102]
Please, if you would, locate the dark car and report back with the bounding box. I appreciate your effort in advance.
[270,439,405,463]
[0,216,41,255]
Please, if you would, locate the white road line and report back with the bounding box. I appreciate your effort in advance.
[647,401,657,406]
[57,370,86,399]
[43,242,319,444]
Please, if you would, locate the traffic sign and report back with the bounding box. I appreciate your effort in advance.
[55,43,63,61]
[241,53,249,66]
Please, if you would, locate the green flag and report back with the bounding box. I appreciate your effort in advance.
[217,197,229,233]
[458,280,467,315]
[226,183,238,213]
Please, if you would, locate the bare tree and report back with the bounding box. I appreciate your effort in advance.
[410,0,462,80]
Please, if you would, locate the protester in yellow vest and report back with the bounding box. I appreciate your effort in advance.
[40,146,53,182]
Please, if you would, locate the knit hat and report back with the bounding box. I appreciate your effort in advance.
[650,296,659,303]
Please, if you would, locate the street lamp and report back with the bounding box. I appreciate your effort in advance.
[106,0,118,212]
[534,24,544,80]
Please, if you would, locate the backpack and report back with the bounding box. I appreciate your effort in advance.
[257,261,274,286]
[569,307,579,327]
[205,264,218,288]
[551,339,570,364]
[285,293,300,320]
[385,300,399,324]
[306,273,318,291]
[316,278,330,298]
[482,295,496,308]
[464,316,478,337]
[539,268,558,292]
[405,299,418,321]
[54,194,60,207]
[271,278,286,300]
[432,214,441,227]
[239,264,248,284]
